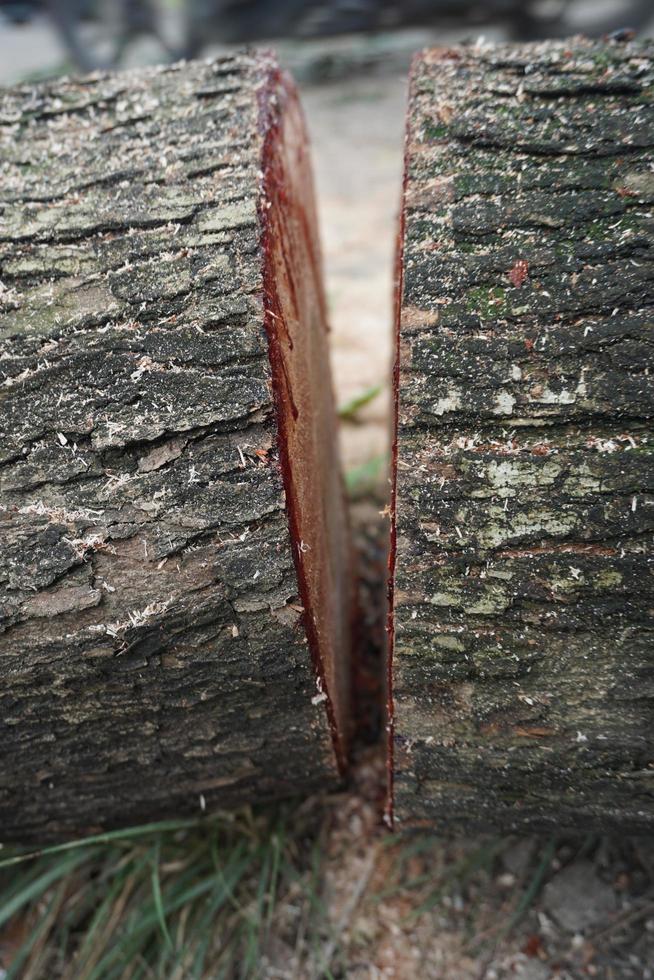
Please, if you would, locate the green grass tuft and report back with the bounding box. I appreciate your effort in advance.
[0,803,330,980]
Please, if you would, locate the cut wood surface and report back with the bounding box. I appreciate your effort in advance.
[390,37,654,833]
[0,52,352,842]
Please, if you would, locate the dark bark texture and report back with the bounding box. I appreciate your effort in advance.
[0,52,348,842]
[391,38,654,834]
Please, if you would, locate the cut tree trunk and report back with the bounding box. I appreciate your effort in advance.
[0,52,352,842]
[390,38,654,834]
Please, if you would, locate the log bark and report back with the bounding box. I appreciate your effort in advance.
[0,52,352,842]
[390,37,654,834]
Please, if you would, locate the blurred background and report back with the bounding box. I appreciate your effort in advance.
[2,1,654,75]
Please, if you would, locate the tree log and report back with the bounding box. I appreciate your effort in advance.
[0,53,352,842]
[390,38,654,834]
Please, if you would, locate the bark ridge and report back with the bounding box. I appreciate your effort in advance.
[391,38,654,833]
[0,53,346,841]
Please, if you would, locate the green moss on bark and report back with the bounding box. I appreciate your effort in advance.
[392,37,654,835]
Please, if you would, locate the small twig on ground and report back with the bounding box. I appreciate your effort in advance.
[589,898,654,943]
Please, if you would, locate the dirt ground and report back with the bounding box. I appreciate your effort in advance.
[1,15,654,980]
[295,758,654,980]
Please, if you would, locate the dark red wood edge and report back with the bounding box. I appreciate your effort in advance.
[256,54,348,775]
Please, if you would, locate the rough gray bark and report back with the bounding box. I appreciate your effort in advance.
[0,52,351,842]
[391,38,654,834]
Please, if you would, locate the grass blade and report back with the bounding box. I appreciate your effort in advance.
[338,384,382,420]
[0,819,201,870]
[5,880,66,980]
[506,837,557,935]
[0,849,90,930]
[151,840,173,951]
